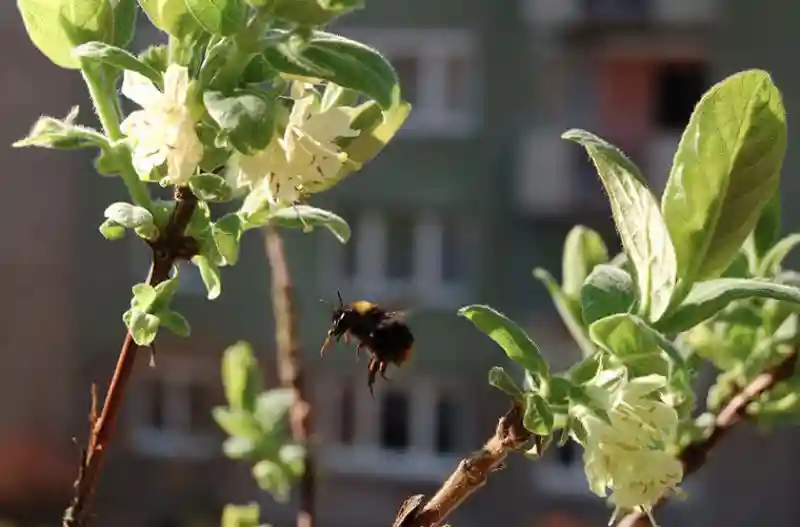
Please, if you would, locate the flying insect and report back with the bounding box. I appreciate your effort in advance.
[320,292,415,397]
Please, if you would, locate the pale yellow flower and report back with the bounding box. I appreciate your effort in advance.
[120,64,203,185]
[573,374,682,526]
[227,85,360,217]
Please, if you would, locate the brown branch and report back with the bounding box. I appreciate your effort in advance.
[617,349,798,527]
[392,401,534,527]
[63,187,199,527]
[264,226,316,527]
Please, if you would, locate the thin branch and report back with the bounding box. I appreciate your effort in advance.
[617,349,798,527]
[264,226,316,527]
[392,401,533,527]
[63,187,199,527]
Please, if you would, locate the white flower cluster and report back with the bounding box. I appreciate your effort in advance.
[119,66,359,213]
[572,373,683,526]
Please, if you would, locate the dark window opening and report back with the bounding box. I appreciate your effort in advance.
[385,214,415,280]
[339,210,358,278]
[147,379,166,429]
[441,219,468,284]
[655,62,709,131]
[391,55,419,105]
[380,391,409,451]
[188,383,218,433]
[339,382,355,444]
[435,396,458,454]
[555,439,579,467]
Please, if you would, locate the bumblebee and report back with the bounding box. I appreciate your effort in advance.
[320,292,415,397]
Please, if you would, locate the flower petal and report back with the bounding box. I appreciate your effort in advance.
[163,64,190,106]
[122,70,163,109]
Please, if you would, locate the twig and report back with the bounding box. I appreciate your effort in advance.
[392,401,533,527]
[63,187,199,527]
[264,226,316,527]
[617,349,798,527]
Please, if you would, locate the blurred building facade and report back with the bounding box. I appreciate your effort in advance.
[3,1,800,527]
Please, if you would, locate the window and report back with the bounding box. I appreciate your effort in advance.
[655,62,709,131]
[435,395,458,454]
[380,391,410,451]
[322,377,468,481]
[129,361,222,458]
[329,210,472,308]
[338,29,480,137]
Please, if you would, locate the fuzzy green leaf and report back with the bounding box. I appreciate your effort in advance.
[655,278,800,334]
[263,30,400,111]
[562,129,677,322]
[580,264,636,325]
[204,91,276,156]
[661,69,787,286]
[266,206,351,243]
[73,41,161,83]
[184,0,246,35]
[221,341,262,412]
[487,366,524,400]
[458,305,549,380]
[562,225,609,298]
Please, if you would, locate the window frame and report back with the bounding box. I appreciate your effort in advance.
[319,375,471,482]
[127,352,222,459]
[336,28,482,138]
[320,210,473,309]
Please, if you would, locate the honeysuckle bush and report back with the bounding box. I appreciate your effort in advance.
[13,1,800,526]
[13,0,408,522]
[460,69,800,525]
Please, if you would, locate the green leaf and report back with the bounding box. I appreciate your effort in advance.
[758,234,800,277]
[262,30,400,111]
[184,0,246,35]
[523,393,554,435]
[204,91,276,155]
[221,503,261,527]
[458,305,550,380]
[131,283,157,311]
[567,353,604,385]
[137,0,202,37]
[104,202,154,230]
[221,341,262,412]
[252,460,292,502]
[222,436,256,459]
[254,388,294,431]
[158,309,191,337]
[334,100,411,183]
[191,254,222,300]
[99,218,126,240]
[562,129,677,322]
[655,278,800,334]
[212,407,262,439]
[271,0,364,25]
[562,225,609,298]
[111,0,138,48]
[533,268,595,357]
[213,214,244,266]
[754,192,781,259]
[153,267,180,308]
[661,70,787,286]
[265,206,351,243]
[588,314,677,377]
[126,309,160,346]
[580,264,636,325]
[13,107,108,150]
[278,443,306,478]
[189,173,235,202]
[487,366,524,400]
[17,0,114,69]
[72,41,161,84]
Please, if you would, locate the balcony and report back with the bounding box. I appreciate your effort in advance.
[514,127,681,216]
[522,0,719,28]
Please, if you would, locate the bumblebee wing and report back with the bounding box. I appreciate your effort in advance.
[385,308,414,322]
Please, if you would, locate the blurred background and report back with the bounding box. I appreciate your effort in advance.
[1,0,799,526]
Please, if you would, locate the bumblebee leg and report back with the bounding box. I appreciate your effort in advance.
[379,360,389,380]
[367,357,378,399]
[345,332,351,346]
[320,333,333,357]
